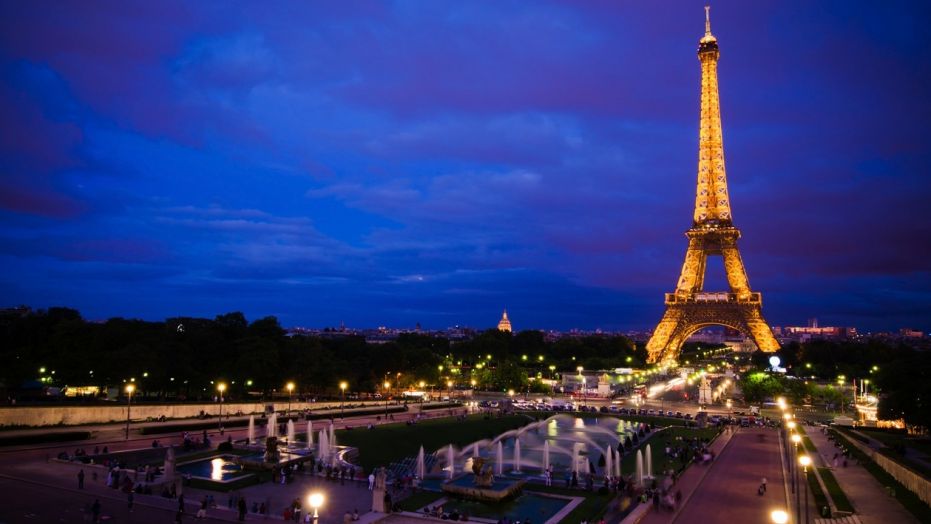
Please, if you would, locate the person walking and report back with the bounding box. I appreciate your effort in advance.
[761,476,767,493]
[91,499,101,523]
[238,497,247,521]
[127,491,134,512]
[78,469,85,489]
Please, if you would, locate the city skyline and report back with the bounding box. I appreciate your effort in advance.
[2,2,930,332]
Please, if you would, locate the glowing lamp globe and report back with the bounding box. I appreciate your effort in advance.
[769,356,781,368]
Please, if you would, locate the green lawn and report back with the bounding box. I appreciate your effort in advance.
[619,427,721,476]
[817,467,854,512]
[336,414,530,473]
[856,429,931,479]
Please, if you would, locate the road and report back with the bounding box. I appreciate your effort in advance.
[674,427,787,524]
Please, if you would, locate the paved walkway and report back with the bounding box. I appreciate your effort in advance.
[636,425,735,524]
[668,427,786,524]
[807,428,918,524]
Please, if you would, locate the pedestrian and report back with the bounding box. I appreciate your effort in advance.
[128,491,134,512]
[78,468,85,489]
[368,472,375,490]
[91,499,101,523]
[761,476,767,493]
[238,497,247,521]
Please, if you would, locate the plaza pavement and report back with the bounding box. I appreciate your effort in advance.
[640,426,787,524]
[806,428,918,524]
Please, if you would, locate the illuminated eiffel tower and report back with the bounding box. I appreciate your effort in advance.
[646,7,779,364]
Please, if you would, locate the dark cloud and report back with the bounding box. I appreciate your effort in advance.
[0,1,929,331]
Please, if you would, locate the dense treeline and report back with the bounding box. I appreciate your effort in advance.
[0,307,643,400]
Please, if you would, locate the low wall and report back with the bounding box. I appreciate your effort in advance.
[0,400,381,428]
[844,430,931,507]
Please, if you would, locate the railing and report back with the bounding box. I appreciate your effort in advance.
[665,292,761,304]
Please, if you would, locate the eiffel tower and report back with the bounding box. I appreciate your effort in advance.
[646,7,779,364]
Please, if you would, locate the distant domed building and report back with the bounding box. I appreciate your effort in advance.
[497,309,512,332]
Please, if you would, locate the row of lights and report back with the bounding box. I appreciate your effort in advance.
[775,396,812,523]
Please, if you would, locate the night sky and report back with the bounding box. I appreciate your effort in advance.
[1,1,929,332]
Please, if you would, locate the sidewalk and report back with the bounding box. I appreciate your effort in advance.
[635,425,736,524]
[807,428,918,524]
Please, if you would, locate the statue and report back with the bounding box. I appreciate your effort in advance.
[372,467,388,512]
[264,436,280,463]
[471,457,494,487]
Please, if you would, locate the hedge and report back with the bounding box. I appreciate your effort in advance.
[0,430,91,447]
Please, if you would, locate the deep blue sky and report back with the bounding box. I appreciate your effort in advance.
[1,1,930,332]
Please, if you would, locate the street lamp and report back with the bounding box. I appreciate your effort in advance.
[339,381,348,418]
[770,509,789,524]
[308,492,324,524]
[447,380,453,400]
[384,381,390,418]
[124,384,135,440]
[799,455,812,524]
[217,382,227,433]
[286,382,295,417]
[419,381,426,413]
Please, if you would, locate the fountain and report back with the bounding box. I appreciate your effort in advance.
[614,448,621,478]
[496,441,504,476]
[635,450,644,487]
[318,430,329,460]
[543,440,550,472]
[446,444,456,480]
[646,444,653,479]
[513,439,522,473]
[247,415,255,445]
[416,446,426,479]
[329,423,336,447]
[572,443,580,474]
[306,421,313,450]
[267,414,277,438]
[442,442,527,502]
[286,420,295,447]
[605,445,613,478]
[473,442,480,458]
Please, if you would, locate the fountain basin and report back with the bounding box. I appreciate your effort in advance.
[441,474,526,502]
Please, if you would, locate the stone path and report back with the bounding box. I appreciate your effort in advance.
[806,428,918,524]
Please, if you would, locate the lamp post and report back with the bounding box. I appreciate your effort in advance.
[577,366,584,408]
[308,492,324,524]
[447,380,453,401]
[124,384,135,440]
[419,381,426,413]
[792,433,802,521]
[217,382,226,433]
[286,382,295,417]
[384,381,390,418]
[770,509,788,524]
[339,381,348,419]
[799,455,812,523]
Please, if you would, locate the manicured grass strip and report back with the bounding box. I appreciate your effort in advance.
[805,467,829,511]
[337,414,529,473]
[0,430,91,446]
[830,429,931,522]
[802,436,817,453]
[818,467,854,512]
[397,491,445,511]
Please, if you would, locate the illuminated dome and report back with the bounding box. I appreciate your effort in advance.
[497,309,512,332]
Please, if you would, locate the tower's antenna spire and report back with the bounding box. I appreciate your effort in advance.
[705,5,712,36]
